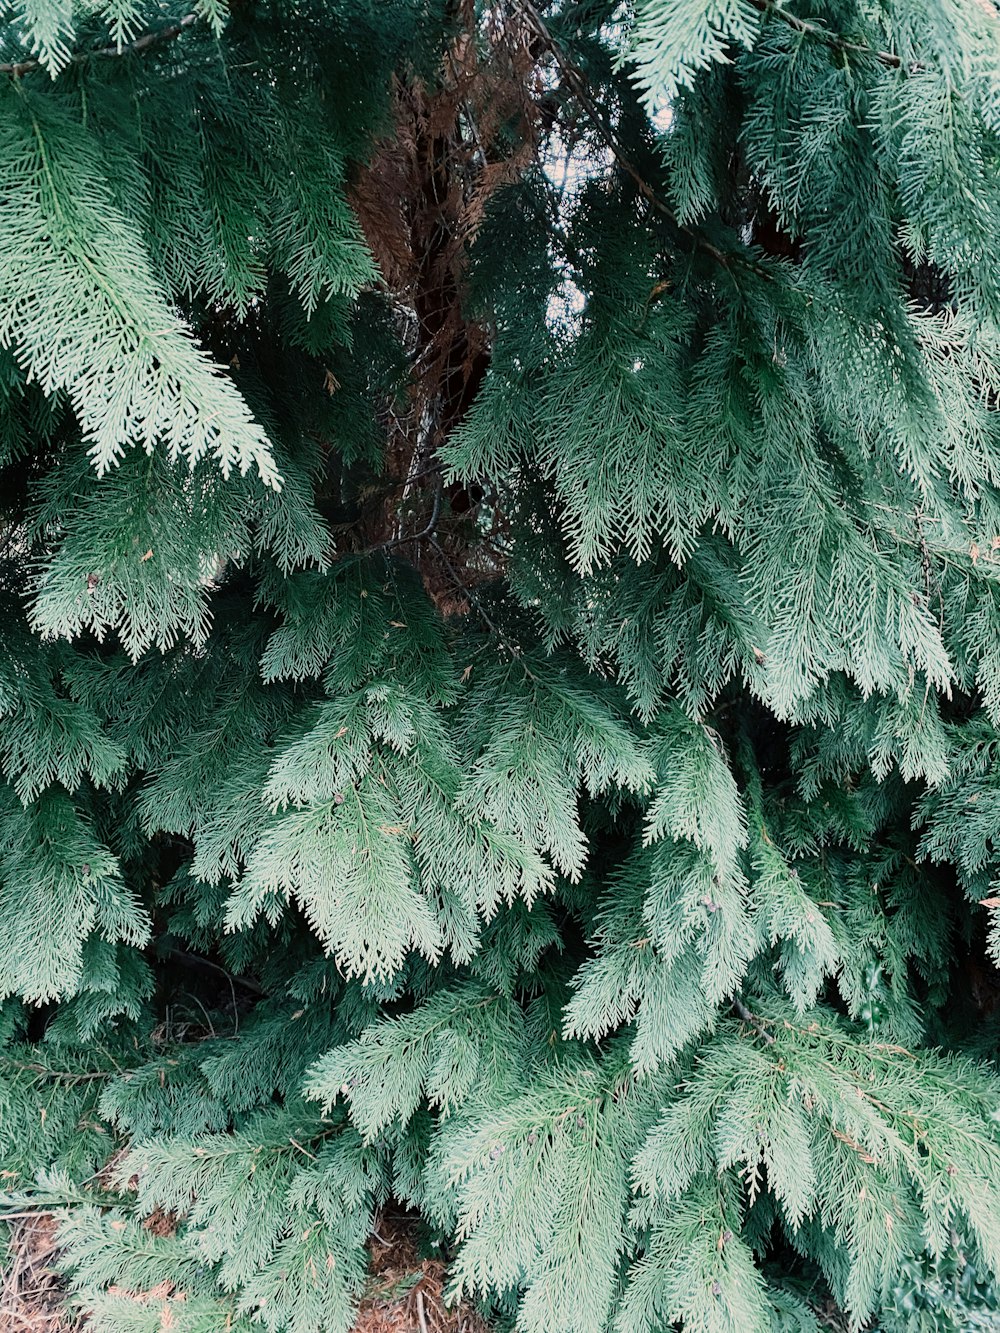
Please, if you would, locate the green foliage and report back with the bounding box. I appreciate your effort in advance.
[875,1244,1000,1333]
[0,86,279,484]
[5,3,1000,1333]
[623,0,761,110]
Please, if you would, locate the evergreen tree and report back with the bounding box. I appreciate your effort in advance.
[5,1,1000,1329]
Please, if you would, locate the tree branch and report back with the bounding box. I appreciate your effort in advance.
[164,946,265,999]
[748,0,908,70]
[733,997,776,1044]
[0,11,199,78]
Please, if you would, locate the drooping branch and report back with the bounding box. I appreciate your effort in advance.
[0,11,199,78]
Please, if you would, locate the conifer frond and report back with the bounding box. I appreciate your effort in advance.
[305,984,522,1142]
[445,1051,665,1333]
[617,1174,772,1333]
[644,706,745,876]
[636,1013,1000,1326]
[0,785,148,1003]
[9,0,75,74]
[0,635,127,801]
[228,774,445,982]
[624,0,761,110]
[0,91,279,484]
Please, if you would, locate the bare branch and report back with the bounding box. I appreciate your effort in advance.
[733,997,777,1044]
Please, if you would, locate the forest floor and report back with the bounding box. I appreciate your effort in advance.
[1,1207,493,1332]
[2,1213,68,1332]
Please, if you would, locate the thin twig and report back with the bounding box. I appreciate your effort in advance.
[3,1061,112,1083]
[370,474,443,553]
[165,947,264,999]
[0,11,199,78]
[428,535,519,655]
[445,45,490,174]
[416,1288,430,1333]
[181,990,217,1039]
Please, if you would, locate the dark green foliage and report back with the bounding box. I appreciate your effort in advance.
[877,1246,1000,1332]
[5,2,1000,1331]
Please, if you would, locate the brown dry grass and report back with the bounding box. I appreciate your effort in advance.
[1,1214,82,1332]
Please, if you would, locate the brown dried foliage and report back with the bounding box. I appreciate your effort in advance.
[348,1,544,614]
[0,1193,180,1333]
